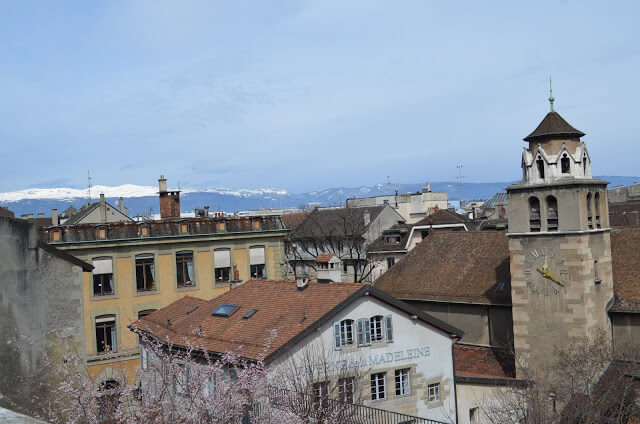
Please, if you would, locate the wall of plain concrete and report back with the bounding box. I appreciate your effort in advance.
[0,217,86,414]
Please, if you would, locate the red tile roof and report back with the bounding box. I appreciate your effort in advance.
[281,212,309,230]
[609,201,640,227]
[454,344,517,382]
[373,231,511,305]
[132,280,363,361]
[315,252,336,263]
[611,227,640,312]
[415,209,472,227]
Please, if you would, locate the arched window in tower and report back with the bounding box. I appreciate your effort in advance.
[583,154,588,176]
[594,192,601,229]
[536,157,545,180]
[586,192,593,229]
[561,154,570,174]
[546,196,558,231]
[529,197,541,232]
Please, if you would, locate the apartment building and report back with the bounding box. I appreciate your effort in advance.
[37,177,289,384]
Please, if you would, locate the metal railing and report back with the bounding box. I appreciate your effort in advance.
[267,386,450,424]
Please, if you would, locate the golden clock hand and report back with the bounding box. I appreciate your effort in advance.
[547,272,565,286]
[536,266,547,275]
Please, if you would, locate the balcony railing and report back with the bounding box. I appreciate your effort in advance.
[266,386,451,424]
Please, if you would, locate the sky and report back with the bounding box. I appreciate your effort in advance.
[1,1,639,193]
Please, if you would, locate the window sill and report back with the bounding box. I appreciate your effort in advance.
[87,348,139,364]
[134,290,160,297]
[176,285,199,292]
[91,294,118,301]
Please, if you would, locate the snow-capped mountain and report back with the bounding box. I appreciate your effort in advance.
[1,176,638,218]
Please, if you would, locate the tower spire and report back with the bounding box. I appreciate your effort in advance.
[548,76,555,112]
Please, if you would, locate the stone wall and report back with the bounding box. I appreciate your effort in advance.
[0,217,86,414]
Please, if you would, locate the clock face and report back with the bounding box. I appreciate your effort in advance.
[523,247,567,295]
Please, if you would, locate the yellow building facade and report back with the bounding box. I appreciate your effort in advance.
[42,216,287,383]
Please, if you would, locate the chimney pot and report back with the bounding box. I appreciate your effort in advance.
[158,176,168,194]
[51,209,59,226]
[119,197,126,215]
[99,193,106,222]
[37,212,45,218]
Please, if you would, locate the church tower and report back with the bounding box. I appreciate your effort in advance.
[506,97,614,370]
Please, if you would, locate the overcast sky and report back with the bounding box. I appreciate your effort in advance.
[1,1,639,193]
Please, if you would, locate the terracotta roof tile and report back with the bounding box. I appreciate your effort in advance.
[315,252,336,263]
[373,231,511,305]
[132,280,363,361]
[281,212,309,230]
[611,227,640,312]
[290,206,386,239]
[609,201,640,227]
[454,344,516,380]
[414,209,471,226]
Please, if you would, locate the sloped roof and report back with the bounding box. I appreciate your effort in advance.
[316,252,337,263]
[373,231,511,305]
[609,201,640,227]
[610,227,640,312]
[281,212,309,230]
[131,280,462,362]
[523,111,585,142]
[414,209,471,226]
[482,193,508,210]
[37,240,93,272]
[367,223,413,253]
[290,206,386,239]
[0,205,14,218]
[454,344,517,383]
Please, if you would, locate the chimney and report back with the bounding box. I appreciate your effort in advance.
[426,182,431,192]
[158,175,167,194]
[363,211,371,227]
[21,213,34,219]
[204,206,210,217]
[296,275,309,290]
[99,193,106,222]
[232,264,240,281]
[51,209,59,226]
[119,197,126,215]
[37,212,45,218]
[158,176,181,219]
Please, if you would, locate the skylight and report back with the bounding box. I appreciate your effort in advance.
[495,282,505,292]
[242,310,258,320]
[212,304,239,317]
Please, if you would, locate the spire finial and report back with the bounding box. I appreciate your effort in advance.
[548,75,555,112]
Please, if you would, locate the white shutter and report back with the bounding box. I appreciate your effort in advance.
[95,316,115,324]
[249,246,265,265]
[92,257,112,275]
[385,315,393,343]
[140,347,148,370]
[357,319,365,347]
[214,249,231,268]
[333,321,342,350]
[364,318,372,346]
[135,253,154,260]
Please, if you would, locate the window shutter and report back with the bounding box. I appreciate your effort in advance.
[364,318,372,346]
[92,258,112,275]
[140,347,148,370]
[214,249,231,268]
[249,246,265,265]
[357,318,364,347]
[385,314,393,343]
[333,321,342,350]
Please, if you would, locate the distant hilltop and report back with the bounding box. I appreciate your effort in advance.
[1,176,638,217]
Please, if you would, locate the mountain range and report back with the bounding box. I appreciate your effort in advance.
[1,176,638,218]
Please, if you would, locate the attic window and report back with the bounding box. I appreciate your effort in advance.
[385,235,401,244]
[51,229,61,242]
[139,225,149,237]
[252,219,262,231]
[97,226,107,239]
[180,223,190,234]
[217,221,226,232]
[212,304,239,317]
[242,310,258,320]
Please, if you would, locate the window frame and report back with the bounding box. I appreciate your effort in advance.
[340,319,354,346]
[176,250,195,288]
[370,315,384,342]
[92,257,114,297]
[370,372,386,401]
[95,314,117,354]
[427,382,440,402]
[338,377,355,404]
[395,368,410,396]
[135,254,156,292]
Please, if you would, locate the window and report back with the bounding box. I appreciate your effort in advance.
[51,229,61,242]
[243,309,258,320]
[175,363,190,394]
[536,157,545,179]
[313,381,329,409]
[340,319,354,346]
[546,196,558,232]
[561,154,570,174]
[204,375,216,398]
[252,219,262,231]
[140,346,148,370]
[428,383,440,402]
[137,310,156,343]
[180,222,190,234]
[176,251,195,287]
[356,318,372,347]
[214,249,231,283]
[587,193,593,229]
[470,407,479,423]
[217,221,226,232]
[594,192,601,228]
[395,368,410,396]
[212,304,239,317]
[386,257,395,268]
[338,377,354,403]
[385,235,400,244]
[97,227,107,239]
[370,316,384,342]
[371,372,386,400]
[135,254,155,292]
[96,315,116,353]
[139,225,149,237]
[249,246,266,279]
[529,197,541,232]
[92,257,113,296]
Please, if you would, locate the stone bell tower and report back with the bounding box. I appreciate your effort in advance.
[506,92,614,370]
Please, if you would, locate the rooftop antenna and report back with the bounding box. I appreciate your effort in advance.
[548,75,555,112]
[386,175,392,195]
[456,164,464,207]
[87,170,92,205]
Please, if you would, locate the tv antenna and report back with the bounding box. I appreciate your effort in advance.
[87,170,92,205]
[386,175,392,195]
[456,164,464,207]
